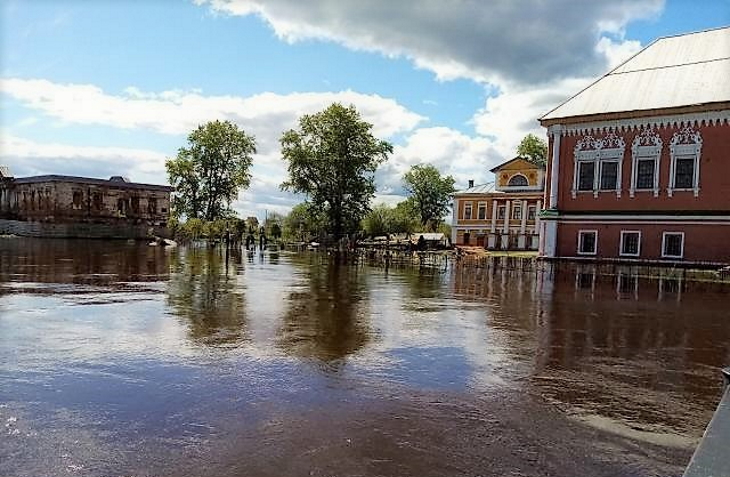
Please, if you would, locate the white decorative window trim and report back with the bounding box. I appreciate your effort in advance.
[661,231,685,259]
[630,129,662,198]
[572,133,625,198]
[668,126,702,197]
[577,229,598,255]
[619,230,642,257]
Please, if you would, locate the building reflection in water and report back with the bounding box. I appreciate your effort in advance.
[276,256,371,362]
[0,238,170,286]
[451,261,730,436]
[166,247,248,347]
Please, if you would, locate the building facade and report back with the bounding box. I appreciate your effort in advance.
[452,157,544,250]
[0,171,173,239]
[539,27,730,265]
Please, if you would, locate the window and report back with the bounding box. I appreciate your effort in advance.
[577,230,597,255]
[630,129,662,197]
[668,126,701,197]
[527,205,537,221]
[674,157,695,189]
[508,174,528,187]
[599,161,619,190]
[131,196,140,214]
[636,158,656,189]
[577,162,595,191]
[463,202,473,219]
[497,205,506,220]
[619,231,641,257]
[72,191,83,210]
[662,232,684,259]
[117,198,127,215]
[92,193,103,211]
[573,134,625,198]
[512,204,522,220]
[148,197,158,215]
[477,202,487,220]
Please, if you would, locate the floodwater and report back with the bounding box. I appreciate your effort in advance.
[1,239,728,477]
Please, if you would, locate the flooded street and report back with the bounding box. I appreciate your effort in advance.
[1,239,728,476]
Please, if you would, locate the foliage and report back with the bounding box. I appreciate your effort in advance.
[281,103,393,239]
[166,120,256,221]
[245,216,259,234]
[283,202,327,242]
[402,164,456,232]
[517,133,548,166]
[264,212,285,241]
[361,201,419,238]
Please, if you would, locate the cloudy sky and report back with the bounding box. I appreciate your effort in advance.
[1,0,727,219]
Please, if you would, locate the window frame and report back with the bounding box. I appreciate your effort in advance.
[619,230,641,258]
[527,205,537,221]
[497,205,506,220]
[512,203,522,220]
[599,160,620,191]
[463,201,473,220]
[477,201,487,220]
[668,127,702,197]
[572,134,625,198]
[577,230,598,256]
[662,232,685,259]
[630,129,662,198]
[507,174,529,187]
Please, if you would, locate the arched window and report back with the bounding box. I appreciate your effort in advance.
[508,174,528,187]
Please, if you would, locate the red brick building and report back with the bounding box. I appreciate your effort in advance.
[538,27,730,266]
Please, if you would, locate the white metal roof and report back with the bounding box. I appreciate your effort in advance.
[541,27,730,122]
[455,182,497,194]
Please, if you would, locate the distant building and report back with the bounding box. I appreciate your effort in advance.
[0,170,173,239]
[452,157,545,250]
[539,26,730,265]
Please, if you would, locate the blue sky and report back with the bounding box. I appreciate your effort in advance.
[1,0,728,218]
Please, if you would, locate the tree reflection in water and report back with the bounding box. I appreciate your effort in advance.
[277,258,371,362]
[166,247,247,347]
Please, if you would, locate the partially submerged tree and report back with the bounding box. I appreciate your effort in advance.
[402,164,456,232]
[283,202,326,242]
[166,120,256,221]
[281,103,393,239]
[517,133,548,166]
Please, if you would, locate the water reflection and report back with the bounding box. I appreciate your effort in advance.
[450,262,730,437]
[2,240,729,476]
[0,238,170,286]
[166,247,247,347]
[277,257,371,361]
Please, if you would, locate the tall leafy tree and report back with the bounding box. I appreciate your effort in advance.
[281,103,393,239]
[517,133,548,166]
[402,164,456,232]
[166,120,256,221]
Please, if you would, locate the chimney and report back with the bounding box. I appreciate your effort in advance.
[468,179,474,188]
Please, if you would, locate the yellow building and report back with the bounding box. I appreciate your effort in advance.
[452,157,545,250]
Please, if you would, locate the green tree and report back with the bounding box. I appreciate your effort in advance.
[362,203,394,238]
[283,202,326,242]
[403,164,456,232]
[517,133,548,166]
[281,103,393,239]
[166,120,256,221]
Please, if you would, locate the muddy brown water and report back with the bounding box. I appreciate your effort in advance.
[1,239,728,477]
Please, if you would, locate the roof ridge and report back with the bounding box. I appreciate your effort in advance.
[610,56,730,75]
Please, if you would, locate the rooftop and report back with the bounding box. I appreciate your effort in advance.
[455,182,497,194]
[541,26,730,123]
[12,174,173,192]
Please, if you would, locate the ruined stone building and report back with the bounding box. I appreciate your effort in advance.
[0,167,173,238]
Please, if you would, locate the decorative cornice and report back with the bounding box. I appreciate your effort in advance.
[558,110,730,136]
